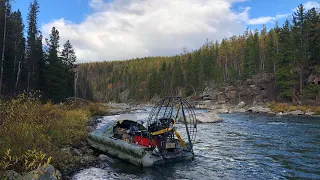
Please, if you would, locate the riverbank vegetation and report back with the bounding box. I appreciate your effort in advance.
[77,3,319,104]
[0,94,109,174]
[267,102,320,115]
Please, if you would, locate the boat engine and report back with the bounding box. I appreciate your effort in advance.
[146,97,197,157]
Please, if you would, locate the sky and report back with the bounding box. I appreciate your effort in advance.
[11,0,320,63]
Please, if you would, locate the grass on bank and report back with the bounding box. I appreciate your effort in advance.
[0,94,109,175]
[267,102,320,115]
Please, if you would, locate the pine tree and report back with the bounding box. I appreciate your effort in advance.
[184,55,194,96]
[292,4,308,95]
[172,59,184,96]
[276,20,295,102]
[243,31,256,79]
[147,70,157,99]
[306,8,320,67]
[259,25,267,71]
[265,29,277,73]
[26,0,42,93]
[61,40,76,97]
[45,27,67,102]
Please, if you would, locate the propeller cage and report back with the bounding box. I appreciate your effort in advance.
[146,97,197,156]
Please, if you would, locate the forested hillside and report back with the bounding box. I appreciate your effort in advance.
[77,4,320,104]
[0,0,76,102]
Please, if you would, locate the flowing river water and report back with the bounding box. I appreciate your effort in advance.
[73,109,320,180]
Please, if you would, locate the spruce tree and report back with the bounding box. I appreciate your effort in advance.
[276,20,295,102]
[45,27,66,102]
[292,4,308,95]
[61,40,76,97]
[26,0,43,93]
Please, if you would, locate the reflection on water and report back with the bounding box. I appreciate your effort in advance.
[74,112,320,180]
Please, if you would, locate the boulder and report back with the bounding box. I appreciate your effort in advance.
[23,164,61,180]
[217,94,226,104]
[236,101,246,108]
[80,146,94,155]
[230,108,246,113]
[246,106,271,114]
[4,170,22,180]
[288,110,304,116]
[305,111,315,116]
[98,154,108,161]
[60,147,72,155]
[196,112,223,123]
[98,154,114,165]
[277,112,283,116]
[72,148,83,156]
[80,155,97,164]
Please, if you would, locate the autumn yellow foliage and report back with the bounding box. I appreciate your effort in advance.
[0,94,108,174]
[267,102,320,115]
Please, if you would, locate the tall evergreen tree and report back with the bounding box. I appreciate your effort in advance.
[45,27,67,102]
[61,40,76,97]
[276,20,295,102]
[292,4,308,94]
[26,0,42,93]
[172,59,184,96]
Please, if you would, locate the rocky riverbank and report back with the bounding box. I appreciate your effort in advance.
[194,100,320,117]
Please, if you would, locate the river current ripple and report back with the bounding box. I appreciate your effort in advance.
[73,111,320,180]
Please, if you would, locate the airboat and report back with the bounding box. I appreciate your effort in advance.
[88,97,197,167]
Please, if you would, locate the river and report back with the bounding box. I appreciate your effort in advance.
[73,110,320,180]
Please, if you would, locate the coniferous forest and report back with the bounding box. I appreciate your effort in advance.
[0,0,76,102]
[77,4,320,103]
[0,1,319,104]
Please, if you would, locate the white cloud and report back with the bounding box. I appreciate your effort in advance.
[292,1,320,11]
[246,13,290,25]
[42,0,249,62]
[302,1,320,10]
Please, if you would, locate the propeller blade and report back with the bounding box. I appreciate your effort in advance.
[174,130,187,148]
[152,128,172,136]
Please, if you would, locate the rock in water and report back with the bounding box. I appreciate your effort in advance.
[98,154,108,161]
[246,106,271,114]
[196,112,223,123]
[23,164,62,180]
[305,111,315,116]
[99,154,114,165]
[288,110,304,116]
[4,170,22,180]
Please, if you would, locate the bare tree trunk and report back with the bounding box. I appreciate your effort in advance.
[15,52,24,94]
[0,4,7,96]
[292,89,297,105]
